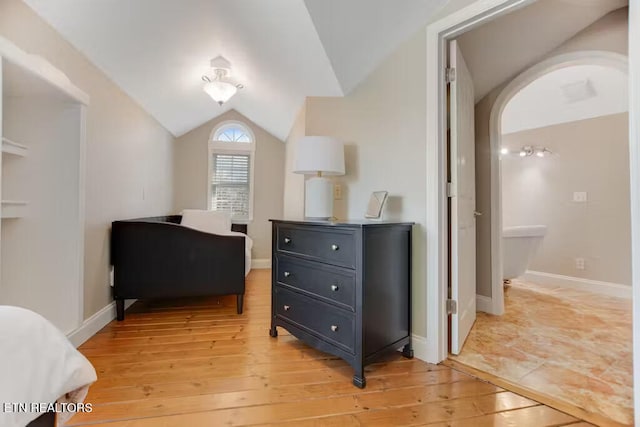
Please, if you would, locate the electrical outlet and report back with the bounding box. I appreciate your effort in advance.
[575,258,585,270]
[334,183,342,200]
[573,191,587,202]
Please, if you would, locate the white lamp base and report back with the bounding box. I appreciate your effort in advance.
[305,176,333,220]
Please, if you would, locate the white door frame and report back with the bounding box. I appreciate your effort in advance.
[488,50,629,316]
[424,0,535,364]
[426,1,640,423]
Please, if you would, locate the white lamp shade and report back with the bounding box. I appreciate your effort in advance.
[203,81,237,105]
[294,136,345,176]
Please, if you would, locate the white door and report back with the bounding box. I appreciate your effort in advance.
[449,39,477,355]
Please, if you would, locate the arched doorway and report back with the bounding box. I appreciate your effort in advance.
[487,50,629,313]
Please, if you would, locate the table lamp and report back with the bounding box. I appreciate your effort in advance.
[294,136,345,219]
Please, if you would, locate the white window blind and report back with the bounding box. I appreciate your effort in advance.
[211,153,251,218]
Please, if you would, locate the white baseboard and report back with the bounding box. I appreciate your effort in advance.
[251,258,271,269]
[411,334,431,362]
[523,270,631,299]
[67,299,136,347]
[476,295,494,313]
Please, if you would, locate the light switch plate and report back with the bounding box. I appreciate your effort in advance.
[334,183,342,200]
[573,191,588,202]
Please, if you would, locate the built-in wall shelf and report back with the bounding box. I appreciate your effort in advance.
[0,34,88,333]
[1,200,28,218]
[2,137,28,157]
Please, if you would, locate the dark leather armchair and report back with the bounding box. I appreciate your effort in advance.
[111,216,246,320]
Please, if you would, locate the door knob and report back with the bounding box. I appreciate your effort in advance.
[473,211,482,217]
[331,285,339,291]
[284,237,291,244]
[284,271,291,277]
[330,325,338,332]
[331,244,339,251]
[284,305,290,311]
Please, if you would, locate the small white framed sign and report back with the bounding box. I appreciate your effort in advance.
[365,191,388,219]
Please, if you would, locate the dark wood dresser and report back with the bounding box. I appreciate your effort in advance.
[269,219,414,388]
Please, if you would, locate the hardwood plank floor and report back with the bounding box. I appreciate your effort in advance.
[71,269,587,426]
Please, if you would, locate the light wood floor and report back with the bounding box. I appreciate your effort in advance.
[71,269,588,426]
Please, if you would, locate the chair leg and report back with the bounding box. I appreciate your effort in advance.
[237,294,244,314]
[116,299,125,321]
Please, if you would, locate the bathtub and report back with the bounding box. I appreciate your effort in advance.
[502,225,547,281]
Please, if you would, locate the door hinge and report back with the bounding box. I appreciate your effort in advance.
[446,299,457,315]
[445,67,456,83]
[447,182,455,198]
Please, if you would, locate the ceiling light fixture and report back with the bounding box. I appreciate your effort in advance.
[500,148,509,155]
[202,56,244,105]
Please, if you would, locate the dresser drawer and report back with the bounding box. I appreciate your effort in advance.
[276,255,355,310]
[276,224,356,268]
[274,286,355,353]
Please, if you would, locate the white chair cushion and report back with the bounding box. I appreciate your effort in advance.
[180,209,252,276]
[180,209,231,234]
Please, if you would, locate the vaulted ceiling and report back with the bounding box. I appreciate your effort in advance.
[502,65,629,134]
[457,0,628,103]
[22,0,447,140]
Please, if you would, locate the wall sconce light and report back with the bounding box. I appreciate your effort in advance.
[519,146,534,157]
[502,146,552,158]
[535,147,552,158]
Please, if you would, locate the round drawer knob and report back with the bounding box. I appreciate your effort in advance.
[284,237,291,244]
[284,271,291,277]
[331,244,339,251]
[330,325,338,332]
[331,285,339,291]
[284,305,290,311]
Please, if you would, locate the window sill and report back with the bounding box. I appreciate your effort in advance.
[232,219,252,225]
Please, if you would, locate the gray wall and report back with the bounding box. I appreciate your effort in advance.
[174,109,285,260]
[474,8,629,297]
[502,113,631,285]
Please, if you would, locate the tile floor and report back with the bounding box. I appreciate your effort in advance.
[450,279,633,425]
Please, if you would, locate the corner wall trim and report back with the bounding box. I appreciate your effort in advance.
[67,299,136,347]
[411,334,431,363]
[251,258,271,269]
[476,295,494,313]
[523,270,631,299]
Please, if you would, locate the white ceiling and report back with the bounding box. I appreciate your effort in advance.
[303,0,447,95]
[457,0,627,103]
[22,0,447,140]
[502,65,628,134]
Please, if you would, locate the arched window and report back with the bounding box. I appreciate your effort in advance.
[213,123,253,143]
[208,121,256,222]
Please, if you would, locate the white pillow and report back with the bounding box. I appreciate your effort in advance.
[180,209,231,234]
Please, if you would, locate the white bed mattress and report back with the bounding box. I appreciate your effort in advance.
[0,306,96,427]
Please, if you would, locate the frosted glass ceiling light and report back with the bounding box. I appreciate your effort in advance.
[203,79,237,105]
[500,148,509,155]
[202,56,243,105]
